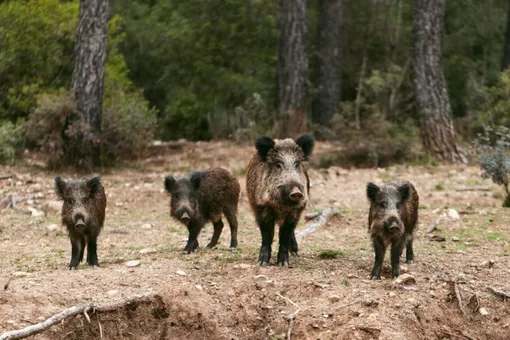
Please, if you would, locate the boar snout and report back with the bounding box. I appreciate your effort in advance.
[279,183,305,203]
[73,212,86,229]
[180,211,190,224]
[383,216,402,232]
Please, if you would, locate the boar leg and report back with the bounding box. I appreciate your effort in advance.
[370,237,386,280]
[277,218,297,266]
[223,206,238,250]
[289,230,298,255]
[69,236,83,270]
[405,237,414,264]
[183,222,202,254]
[256,207,275,266]
[390,239,405,278]
[86,235,99,267]
[78,235,85,264]
[207,219,224,249]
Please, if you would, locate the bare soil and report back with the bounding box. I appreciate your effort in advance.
[1,140,509,340]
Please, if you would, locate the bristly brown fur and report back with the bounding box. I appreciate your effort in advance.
[246,134,314,266]
[366,180,419,280]
[165,167,240,253]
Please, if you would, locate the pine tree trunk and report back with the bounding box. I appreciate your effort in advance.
[71,0,109,135]
[312,0,344,133]
[502,0,510,70]
[412,0,467,164]
[276,0,308,139]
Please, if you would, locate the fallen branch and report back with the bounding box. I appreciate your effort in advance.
[276,293,301,340]
[0,175,13,181]
[455,186,491,192]
[454,282,465,316]
[424,214,444,234]
[0,294,155,340]
[295,207,340,243]
[487,287,510,301]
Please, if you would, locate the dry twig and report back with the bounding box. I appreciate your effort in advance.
[487,287,510,301]
[455,185,491,192]
[0,294,155,340]
[276,293,301,340]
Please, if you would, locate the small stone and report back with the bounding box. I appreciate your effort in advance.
[479,308,489,316]
[347,274,359,279]
[447,209,460,220]
[329,295,341,303]
[13,271,29,277]
[362,299,379,307]
[233,263,251,269]
[395,274,416,285]
[140,223,153,229]
[452,236,460,242]
[107,290,119,296]
[429,235,446,242]
[27,199,34,205]
[448,170,457,177]
[27,207,45,217]
[312,324,320,329]
[389,292,396,297]
[125,260,141,267]
[176,270,187,276]
[139,248,156,254]
[195,285,203,290]
[46,224,59,232]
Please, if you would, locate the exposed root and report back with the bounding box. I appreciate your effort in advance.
[0,293,155,340]
[276,293,301,340]
[454,282,465,316]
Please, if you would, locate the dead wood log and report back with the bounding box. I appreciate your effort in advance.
[295,207,340,243]
[0,294,155,340]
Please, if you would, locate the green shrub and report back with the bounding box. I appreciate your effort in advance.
[474,125,510,207]
[0,121,24,164]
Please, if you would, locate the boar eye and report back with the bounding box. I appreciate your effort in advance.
[276,161,284,169]
[379,202,387,209]
[174,193,180,199]
[66,198,74,205]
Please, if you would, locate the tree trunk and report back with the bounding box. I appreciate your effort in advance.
[312,0,344,132]
[412,0,467,164]
[276,0,308,139]
[502,0,510,71]
[71,0,109,136]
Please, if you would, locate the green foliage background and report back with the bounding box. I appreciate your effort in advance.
[0,0,509,164]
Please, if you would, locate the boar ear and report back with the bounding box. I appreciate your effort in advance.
[398,183,411,202]
[87,176,102,196]
[255,136,275,161]
[295,134,315,160]
[190,172,202,190]
[55,176,66,200]
[366,182,380,202]
[164,176,176,193]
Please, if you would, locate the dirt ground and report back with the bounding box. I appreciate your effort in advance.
[0,140,509,340]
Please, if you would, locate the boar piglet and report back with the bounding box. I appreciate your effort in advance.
[55,176,107,270]
[246,134,314,266]
[164,167,240,253]
[366,181,419,279]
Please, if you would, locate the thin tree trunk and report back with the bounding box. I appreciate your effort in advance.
[354,54,367,130]
[276,0,308,138]
[312,0,345,132]
[412,0,467,164]
[502,0,510,70]
[71,0,109,136]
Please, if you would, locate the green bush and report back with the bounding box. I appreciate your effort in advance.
[0,121,24,164]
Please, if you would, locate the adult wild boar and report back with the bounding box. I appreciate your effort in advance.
[366,181,419,279]
[55,176,107,270]
[246,134,314,266]
[165,168,240,253]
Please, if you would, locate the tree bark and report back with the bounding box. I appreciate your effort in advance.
[276,0,308,139]
[412,0,467,164]
[502,0,510,71]
[71,0,109,134]
[312,0,344,131]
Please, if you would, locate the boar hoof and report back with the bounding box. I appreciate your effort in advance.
[371,276,381,280]
[258,261,269,266]
[69,266,77,270]
[278,261,289,267]
[205,243,217,249]
[228,247,237,252]
[406,260,413,264]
